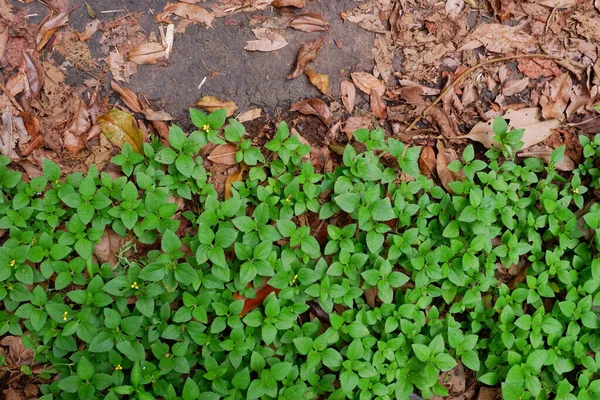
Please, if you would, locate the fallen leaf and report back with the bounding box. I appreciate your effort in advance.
[341,80,356,113]
[305,69,329,95]
[419,146,436,178]
[160,3,214,27]
[342,7,388,33]
[459,22,537,53]
[208,143,238,165]
[272,0,305,7]
[244,28,288,52]
[0,336,34,367]
[518,147,575,171]
[477,387,502,400]
[372,34,393,83]
[290,13,329,32]
[342,116,372,137]
[128,42,166,65]
[0,107,18,160]
[97,109,144,152]
[596,0,600,12]
[142,109,176,121]
[439,361,466,394]
[36,11,69,51]
[195,96,238,117]
[287,35,325,80]
[110,80,142,113]
[502,77,530,97]
[77,18,102,41]
[233,279,280,316]
[370,89,387,119]
[94,228,124,267]
[290,98,332,126]
[0,22,8,61]
[351,71,386,97]
[445,0,465,18]
[85,1,96,18]
[21,51,45,97]
[164,23,175,59]
[237,108,262,123]
[540,74,572,121]
[63,99,91,154]
[225,163,247,199]
[464,108,561,150]
[107,51,137,83]
[211,0,272,17]
[436,143,465,194]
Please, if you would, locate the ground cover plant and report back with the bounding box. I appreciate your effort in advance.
[1,108,600,400]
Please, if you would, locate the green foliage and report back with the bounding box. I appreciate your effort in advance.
[1,112,599,400]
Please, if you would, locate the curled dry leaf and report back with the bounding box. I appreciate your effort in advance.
[97,109,144,153]
[290,98,332,126]
[244,28,288,52]
[372,34,393,83]
[237,108,262,123]
[477,387,502,400]
[225,163,247,199]
[21,51,45,98]
[36,11,69,51]
[540,73,572,121]
[464,107,561,150]
[63,99,91,154]
[445,0,465,18]
[502,77,530,97]
[142,109,176,121]
[0,22,8,61]
[305,69,329,95]
[208,143,238,165]
[110,80,142,113]
[436,143,465,194]
[287,35,325,80]
[370,89,387,119]
[518,146,575,171]
[271,0,305,7]
[341,80,356,113]
[195,96,238,117]
[459,22,536,54]
[128,42,166,65]
[351,71,386,97]
[0,107,18,160]
[159,3,214,27]
[94,228,124,266]
[290,13,329,32]
[419,145,436,178]
[342,7,388,33]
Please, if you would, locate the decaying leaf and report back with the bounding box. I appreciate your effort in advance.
[208,143,238,165]
[436,143,465,194]
[244,28,288,52]
[85,2,96,18]
[237,108,262,123]
[341,80,356,113]
[36,11,69,51]
[502,77,530,97]
[290,13,329,32]
[464,108,561,150]
[305,69,329,95]
[0,22,8,61]
[108,51,137,83]
[94,228,124,266]
[370,89,386,119]
[0,107,18,160]
[142,109,176,121]
[111,80,142,113]
[272,0,305,7]
[419,145,436,178]
[158,3,215,28]
[342,6,388,33]
[287,36,325,80]
[445,0,465,18]
[477,387,502,400]
[351,71,386,97]
[21,51,45,97]
[459,22,537,53]
[372,34,393,83]
[540,73,572,121]
[195,96,238,117]
[128,42,166,65]
[225,163,247,199]
[63,99,91,154]
[290,98,332,126]
[518,146,575,171]
[97,109,144,152]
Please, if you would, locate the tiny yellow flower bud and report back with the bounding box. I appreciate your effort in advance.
[573,188,579,194]
[55,180,59,185]
[62,311,68,321]
[292,274,298,283]
[9,260,15,267]
[7,283,13,290]
[203,124,210,132]
[130,281,139,289]
[115,364,122,371]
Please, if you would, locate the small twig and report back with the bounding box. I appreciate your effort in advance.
[0,81,24,112]
[100,9,126,14]
[404,54,562,133]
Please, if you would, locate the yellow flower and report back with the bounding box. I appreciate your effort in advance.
[131,281,139,290]
[9,260,15,267]
[62,311,68,321]
[203,124,210,132]
[115,364,122,371]
[54,180,59,185]
[572,187,579,194]
[7,283,13,290]
[292,274,298,283]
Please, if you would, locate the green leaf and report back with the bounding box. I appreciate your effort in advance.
[293,337,313,355]
[58,375,82,393]
[162,230,181,253]
[169,125,186,150]
[335,193,361,213]
[225,119,246,142]
[182,378,200,400]
[247,379,266,400]
[412,343,431,362]
[77,356,95,381]
[461,350,480,371]
[371,198,395,221]
[340,370,358,393]
[208,109,228,129]
[433,353,457,371]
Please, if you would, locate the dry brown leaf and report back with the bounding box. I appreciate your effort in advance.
[419,145,436,178]
[142,109,176,121]
[290,13,329,32]
[341,80,356,113]
[436,143,464,194]
[208,143,238,165]
[445,0,465,18]
[244,28,288,52]
[459,22,537,53]
[22,51,44,98]
[370,89,386,119]
[111,80,142,113]
[108,51,137,83]
[305,69,329,95]
[372,34,393,83]
[477,387,501,400]
[342,116,372,138]
[0,22,8,61]
[0,336,35,367]
[94,228,124,267]
[63,99,91,154]
[36,11,69,51]
[518,147,575,171]
[465,108,561,150]
[160,3,214,27]
[225,163,247,199]
[517,58,561,79]
[290,98,331,126]
[288,35,325,79]
[78,19,101,41]
[502,77,530,97]
[351,72,386,97]
[596,0,600,12]
[128,42,166,65]
[0,107,18,160]
[342,8,388,33]
[237,108,262,123]
[272,0,305,7]
[195,96,238,117]
[211,0,271,17]
[97,109,144,152]
[540,73,572,121]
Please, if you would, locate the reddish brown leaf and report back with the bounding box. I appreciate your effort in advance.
[233,279,280,316]
[351,71,386,97]
[21,111,40,139]
[21,51,45,97]
[128,42,166,65]
[36,11,69,51]
[290,13,329,32]
[419,145,436,178]
[290,98,332,126]
[540,73,572,121]
[110,80,142,113]
[341,80,356,113]
[305,69,329,95]
[271,0,305,7]
[0,22,8,61]
[195,96,238,117]
[287,35,325,80]
[63,99,91,154]
[0,107,18,160]
[436,143,464,194]
[370,89,386,119]
[94,228,124,267]
[237,108,262,123]
[142,109,176,121]
[160,3,214,27]
[208,143,238,165]
[225,163,247,199]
